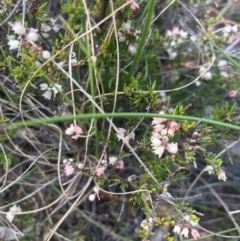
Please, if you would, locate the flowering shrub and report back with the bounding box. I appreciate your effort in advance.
[0,0,240,241]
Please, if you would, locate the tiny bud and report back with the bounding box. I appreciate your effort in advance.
[78,163,84,169]
[88,194,96,201]
[27,31,39,42]
[42,50,51,59]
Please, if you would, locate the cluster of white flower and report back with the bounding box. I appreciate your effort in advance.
[164,27,188,60]
[40,83,62,100]
[118,21,140,55]
[8,21,53,62]
[204,165,227,181]
[94,155,125,177]
[173,215,200,240]
[65,123,83,140]
[6,204,22,223]
[151,112,179,158]
[63,158,75,176]
[198,59,230,82]
[41,18,61,38]
[217,59,229,79]
[198,62,212,81]
[222,24,238,43]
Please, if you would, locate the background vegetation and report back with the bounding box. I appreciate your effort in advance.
[0,0,240,240]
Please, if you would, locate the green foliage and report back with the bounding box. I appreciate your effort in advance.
[0,0,240,240]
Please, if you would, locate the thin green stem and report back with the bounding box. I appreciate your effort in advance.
[11,112,240,131]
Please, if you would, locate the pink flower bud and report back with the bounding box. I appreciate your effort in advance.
[95,166,106,177]
[64,165,74,176]
[131,1,140,13]
[228,90,237,98]
[191,228,200,239]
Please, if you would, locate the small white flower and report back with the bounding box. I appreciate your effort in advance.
[204,165,213,175]
[8,39,20,50]
[220,71,228,78]
[223,25,232,34]
[109,156,118,165]
[27,29,39,42]
[118,31,126,42]
[6,204,22,223]
[151,137,164,158]
[42,50,51,59]
[217,60,228,67]
[62,159,68,164]
[9,22,26,35]
[167,49,177,60]
[151,138,162,147]
[52,24,60,32]
[51,84,62,96]
[40,83,49,91]
[88,194,96,201]
[50,17,58,24]
[78,163,84,169]
[160,128,168,136]
[173,224,181,234]
[41,23,52,32]
[153,145,165,158]
[180,227,189,238]
[169,52,177,59]
[42,88,52,100]
[218,170,227,181]
[199,66,212,80]
[65,124,75,135]
[166,142,178,154]
[116,128,135,142]
[121,21,131,32]
[203,71,212,80]
[195,80,201,87]
[179,30,188,38]
[128,43,138,55]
